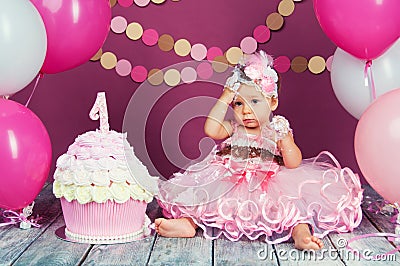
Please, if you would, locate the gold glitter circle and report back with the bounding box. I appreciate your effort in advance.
[148,68,164,86]
[126,22,143,40]
[110,0,117,7]
[266,12,284,31]
[291,56,308,73]
[164,69,181,86]
[174,39,191,57]
[90,48,103,61]
[100,52,117,69]
[212,55,229,73]
[158,34,174,52]
[151,0,166,3]
[308,56,326,74]
[278,0,295,17]
[226,47,243,65]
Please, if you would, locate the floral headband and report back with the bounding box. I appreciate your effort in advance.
[225,51,279,98]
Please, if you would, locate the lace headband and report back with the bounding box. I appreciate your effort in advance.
[225,51,278,98]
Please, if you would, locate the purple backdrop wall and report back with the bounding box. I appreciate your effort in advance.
[12,0,363,183]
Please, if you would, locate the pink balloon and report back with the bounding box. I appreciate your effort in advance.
[313,0,400,60]
[30,0,111,74]
[0,99,52,210]
[355,88,400,204]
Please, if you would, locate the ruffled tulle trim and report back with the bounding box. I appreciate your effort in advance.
[157,151,363,244]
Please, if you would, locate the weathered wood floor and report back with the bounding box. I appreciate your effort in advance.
[1,184,400,266]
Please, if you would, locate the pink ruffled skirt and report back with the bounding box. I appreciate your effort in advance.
[157,151,363,244]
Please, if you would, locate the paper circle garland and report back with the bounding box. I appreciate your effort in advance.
[226,47,243,65]
[98,0,332,86]
[100,52,117,69]
[181,67,197,84]
[158,34,175,51]
[116,59,132,76]
[174,39,191,57]
[164,69,181,86]
[142,29,159,46]
[131,65,148,82]
[126,22,143,40]
[240,37,258,54]
[308,56,325,74]
[191,43,208,61]
[207,47,223,61]
[148,68,164,85]
[111,16,128,34]
[196,62,213,80]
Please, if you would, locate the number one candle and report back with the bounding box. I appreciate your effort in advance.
[89,92,109,133]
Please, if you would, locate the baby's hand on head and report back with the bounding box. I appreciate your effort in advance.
[220,87,236,104]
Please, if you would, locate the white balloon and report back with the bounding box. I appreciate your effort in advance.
[0,0,47,96]
[331,38,400,119]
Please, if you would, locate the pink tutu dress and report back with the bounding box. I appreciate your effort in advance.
[157,121,363,244]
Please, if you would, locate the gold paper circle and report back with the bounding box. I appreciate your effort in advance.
[174,39,191,57]
[291,56,308,73]
[158,34,174,52]
[226,47,243,65]
[212,56,229,73]
[266,12,284,31]
[308,56,326,74]
[100,52,117,70]
[151,0,165,3]
[164,69,181,86]
[278,0,295,17]
[110,0,117,7]
[126,22,143,41]
[90,48,103,61]
[148,68,164,86]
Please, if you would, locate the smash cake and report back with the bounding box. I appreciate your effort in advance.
[53,92,158,244]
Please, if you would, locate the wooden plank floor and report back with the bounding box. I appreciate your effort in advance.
[1,184,400,266]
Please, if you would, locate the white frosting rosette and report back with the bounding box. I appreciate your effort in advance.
[53,130,157,204]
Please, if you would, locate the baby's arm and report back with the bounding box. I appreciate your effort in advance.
[278,134,302,169]
[204,88,235,139]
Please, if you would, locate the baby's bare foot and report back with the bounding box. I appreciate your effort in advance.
[292,224,324,250]
[154,218,197,238]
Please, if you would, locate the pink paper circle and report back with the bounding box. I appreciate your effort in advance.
[253,25,270,43]
[196,62,213,80]
[326,55,333,72]
[274,56,291,73]
[191,43,207,61]
[181,67,197,83]
[131,65,148,82]
[240,37,258,54]
[118,0,134,7]
[207,47,223,61]
[134,0,150,7]
[111,16,128,34]
[142,29,159,46]
[116,59,132,77]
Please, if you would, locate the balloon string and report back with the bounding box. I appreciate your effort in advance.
[364,60,377,101]
[25,73,43,107]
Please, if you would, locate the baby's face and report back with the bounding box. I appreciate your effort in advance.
[232,84,277,129]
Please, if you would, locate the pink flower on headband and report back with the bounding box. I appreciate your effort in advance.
[243,65,261,80]
[225,51,279,98]
[260,77,276,93]
[243,62,278,96]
